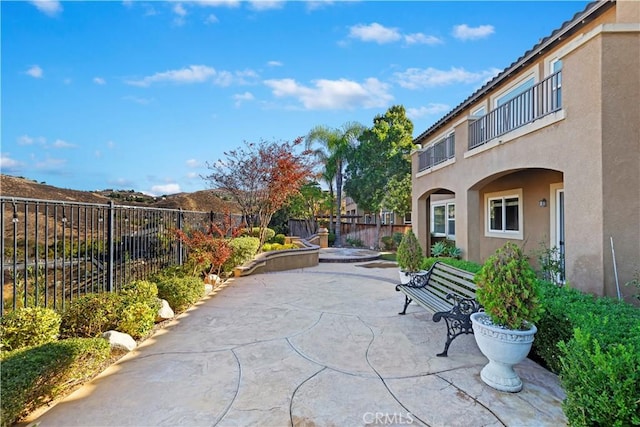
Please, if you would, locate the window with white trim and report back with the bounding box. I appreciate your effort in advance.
[485,189,523,239]
[381,212,395,225]
[404,212,412,225]
[550,58,563,107]
[431,199,455,238]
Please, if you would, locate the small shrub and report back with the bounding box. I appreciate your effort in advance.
[559,328,640,426]
[244,227,275,242]
[380,236,395,251]
[223,236,261,274]
[262,243,297,251]
[120,280,160,308]
[421,257,482,274]
[430,241,448,257]
[475,242,542,330]
[328,232,336,246]
[271,233,286,245]
[118,302,156,339]
[397,230,424,273]
[0,307,61,352]
[154,272,204,313]
[345,237,364,247]
[1,337,111,427]
[60,292,122,338]
[392,232,404,249]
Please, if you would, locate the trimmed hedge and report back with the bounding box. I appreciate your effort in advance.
[223,236,261,273]
[1,338,111,427]
[0,307,61,352]
[531,281,640,426]
[421,256,483,274]
[153,269,205,313]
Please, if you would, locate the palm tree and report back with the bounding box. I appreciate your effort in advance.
[306,122,365,246]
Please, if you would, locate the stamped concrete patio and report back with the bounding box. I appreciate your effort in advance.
[26,260,567,427]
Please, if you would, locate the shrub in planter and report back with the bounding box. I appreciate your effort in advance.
[475,242,542,330]
[471,242,542,392]
[271,233,286,245]
[397,230,423,274]
[1,337,111,427]
[223,236,261,274]
[0,307,61,352]
[60,292,122,338]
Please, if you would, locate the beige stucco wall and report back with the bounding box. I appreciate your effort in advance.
[411,5,640,301]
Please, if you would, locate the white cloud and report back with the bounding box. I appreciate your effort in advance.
[29,1,62,16]
[233,91,255,107]
[267,60,283,67]
[453,24,495,41]
[204,14,219,24]
[404,33,443,46]
[192,0,240,7]
[394,66,501,89]
[26,65,43,78]
[150,183,181,195]
[349,23,401,44]
[93,77,106,85]
[126,65,216,87]
[406,104,451,119]
[306,1,334,11]
[18,135,46,145]
[264,77,393,110]
[123,95,153,105]
[186,159,201,168]
[52,139,75,149]
[173,3,187,16]
[0,155,23,172]
[248,1,284,11]
[35,156,67,172]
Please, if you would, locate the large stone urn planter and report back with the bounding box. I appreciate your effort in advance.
[470,312,537,393]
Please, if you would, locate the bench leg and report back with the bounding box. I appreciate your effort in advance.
[437,338,452,357]
[399,296,412,315]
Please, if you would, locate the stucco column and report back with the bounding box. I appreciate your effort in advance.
[464,190,481,262]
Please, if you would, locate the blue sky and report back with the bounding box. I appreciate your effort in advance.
[1,0,589,196]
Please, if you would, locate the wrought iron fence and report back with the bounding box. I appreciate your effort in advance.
[1,196,233,315]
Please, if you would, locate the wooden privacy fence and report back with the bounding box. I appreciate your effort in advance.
[1,196,239,315]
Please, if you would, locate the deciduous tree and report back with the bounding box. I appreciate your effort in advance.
[204,138,315,247]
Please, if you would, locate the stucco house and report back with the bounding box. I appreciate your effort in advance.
[411,0,639,302]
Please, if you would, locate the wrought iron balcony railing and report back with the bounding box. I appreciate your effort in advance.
[469,70,562,150]
[418,133,455,172]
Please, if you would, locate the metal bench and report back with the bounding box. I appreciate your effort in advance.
[395,261,481,357]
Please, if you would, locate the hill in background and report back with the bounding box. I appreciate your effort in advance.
[0,174,232,213]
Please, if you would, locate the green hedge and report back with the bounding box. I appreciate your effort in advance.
[530,281,640,426]
[0,307,61,352]
[223,236,260,273]
[1,338,111,427]
[153,269,205,313]
[421,256,483,274]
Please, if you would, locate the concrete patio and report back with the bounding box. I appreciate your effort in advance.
[26,261,567,427]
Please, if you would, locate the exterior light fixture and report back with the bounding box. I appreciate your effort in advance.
[539,198,547,208]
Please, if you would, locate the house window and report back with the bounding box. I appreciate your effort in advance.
[382,212,395,225]
[431,200,455,238]
[485,189,524,239]
[550,58,562,107]
[404,212,412,225]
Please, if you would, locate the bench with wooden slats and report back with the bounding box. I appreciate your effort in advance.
[395,261,481,357]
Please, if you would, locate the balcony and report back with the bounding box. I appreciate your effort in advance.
[469,71,562,150]
[418,134,455,172]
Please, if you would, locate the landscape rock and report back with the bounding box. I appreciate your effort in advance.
[205,284,214,295]
[102,330,136,351]
[156,299,174,321]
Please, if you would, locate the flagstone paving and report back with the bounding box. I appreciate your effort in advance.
[26,261,567,427]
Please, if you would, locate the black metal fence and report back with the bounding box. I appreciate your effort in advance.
[1,196,231,315]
